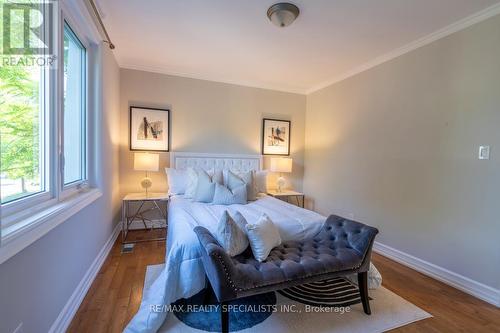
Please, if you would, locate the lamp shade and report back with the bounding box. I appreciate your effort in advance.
[270,157,292,173]
[134,152,159,172]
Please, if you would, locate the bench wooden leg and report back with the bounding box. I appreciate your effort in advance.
[221,301,229,333]
[358,271,371,315]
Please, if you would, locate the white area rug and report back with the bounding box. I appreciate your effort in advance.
[142,264,431,333]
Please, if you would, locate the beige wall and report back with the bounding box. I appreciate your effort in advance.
[119,69,306,196]
[304,15,500,289]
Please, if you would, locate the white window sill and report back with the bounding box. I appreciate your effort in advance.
[0,188,102,265]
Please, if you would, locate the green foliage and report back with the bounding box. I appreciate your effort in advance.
[0,0,41,185]
[0,64,41,182]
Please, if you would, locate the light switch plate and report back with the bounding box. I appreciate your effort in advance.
[478,146,490,160]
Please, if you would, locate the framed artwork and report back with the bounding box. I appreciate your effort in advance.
[130,106,170,152]
[261,118,291,156]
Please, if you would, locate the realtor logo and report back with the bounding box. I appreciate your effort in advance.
[2,0,55,56]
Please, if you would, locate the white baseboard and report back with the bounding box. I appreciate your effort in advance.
[373,241,500,307]
[48,222,121,333]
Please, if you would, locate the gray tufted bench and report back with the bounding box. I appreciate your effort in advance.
[194,215,379,333]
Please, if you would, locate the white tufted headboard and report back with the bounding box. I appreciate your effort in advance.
[170,152,263,172]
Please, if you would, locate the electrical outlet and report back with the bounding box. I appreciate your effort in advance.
[13,322,23,333]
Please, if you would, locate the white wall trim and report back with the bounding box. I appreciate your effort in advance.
[373,241,500,308]
[64,0,102,44]
[0,189,102,265]
[48,222,121,333]
[306,3,500,94]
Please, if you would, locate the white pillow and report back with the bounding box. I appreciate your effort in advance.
[185,168,223,199]
[246,214,282,262]
[194,170,218,203]
[232,211,248,233]
[210,169,224,185]
[226,170,245,188]
[226,170,257,201]
[254,171,268,194]
[212,183,247,205]
[214,210,249,257]
[184,168,198,199]
[165,168,187,195]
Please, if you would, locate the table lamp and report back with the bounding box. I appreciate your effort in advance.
[270,157,292,192]
[134,152,159,196]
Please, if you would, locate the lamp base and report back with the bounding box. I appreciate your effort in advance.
[276,176,286,193]
[141,177,152,196]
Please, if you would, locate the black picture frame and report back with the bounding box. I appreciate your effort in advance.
[129,106,170,152]
[261,118,291,156]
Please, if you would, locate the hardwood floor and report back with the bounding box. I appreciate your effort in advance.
[68,230,166,333]
[374,254,500,333]
[68,232,500,332]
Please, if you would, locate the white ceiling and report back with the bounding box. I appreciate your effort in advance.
[98,0,500,94]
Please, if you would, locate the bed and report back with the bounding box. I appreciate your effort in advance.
[124,153,381,333]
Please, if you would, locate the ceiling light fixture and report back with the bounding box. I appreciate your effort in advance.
[267,2,300,28]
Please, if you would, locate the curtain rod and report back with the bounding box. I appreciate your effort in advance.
[87,0,115,49]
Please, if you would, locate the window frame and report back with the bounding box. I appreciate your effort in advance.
[59,17,89,200]
[0,2,99,245]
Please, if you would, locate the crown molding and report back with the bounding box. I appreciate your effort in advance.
[306,2,500,94]
[118,62,308,95]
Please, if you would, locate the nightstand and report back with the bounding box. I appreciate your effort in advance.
[267,190,305,208]
[122,192,169,244]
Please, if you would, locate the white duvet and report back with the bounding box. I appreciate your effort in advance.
[124,195,381,333]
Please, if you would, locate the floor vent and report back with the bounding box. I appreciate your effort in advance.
[121,243,135,254]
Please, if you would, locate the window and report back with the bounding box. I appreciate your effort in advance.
[0,0,100,262]
[63,23,87,186]
[0,58,47,204]
[0,1,49,205]
[1,8,90,226]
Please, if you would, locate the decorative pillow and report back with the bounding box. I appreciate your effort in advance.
[193,170,216,203]
[254,170,268,194]
[212,183,247,205]
[210,169,224,185]
[226,170,257,201]
[184,168,198,199]
[185,168,223,199]
[226,170,245,189]
[214,210,249,257]
[232,211,248,233]
[246,214,282,262]
[165,168,187,195]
